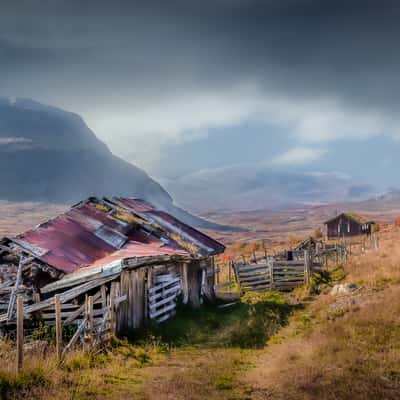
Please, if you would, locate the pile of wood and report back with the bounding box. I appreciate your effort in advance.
[0,240,63,327]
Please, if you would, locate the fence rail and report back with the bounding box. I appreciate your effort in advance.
[14,282,126,372]
[233,251,315,292]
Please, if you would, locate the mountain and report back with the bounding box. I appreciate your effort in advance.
[164,163,375,213]
[0,97,229,229]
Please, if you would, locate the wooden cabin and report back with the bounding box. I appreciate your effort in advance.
[0,197,225,335]
[324,212,375,239]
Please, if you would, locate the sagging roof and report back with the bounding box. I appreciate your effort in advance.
[8,197,225,274]
[324,212,374,225]
[294,237,322,251]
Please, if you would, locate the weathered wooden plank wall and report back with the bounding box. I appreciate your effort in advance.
[187,260,201,308]
[117,268,146,333]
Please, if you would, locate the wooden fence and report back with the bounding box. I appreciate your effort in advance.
[148,273,181,323]
[14,282,127,371]
[233,250,316,292]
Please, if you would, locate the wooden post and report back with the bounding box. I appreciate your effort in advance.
[210,256,215,288]
[16,295,24,372]
[55,294,62,361]
[269,261,274,291]
[86,296,94,351]
[187,261,201,309]
[7,260,23,321]
[304,250,310,286]
[232,262,239,286]
[109,282,116,335]
[262,240,268,260]
[101,285,107,309]
[335,243,338,264]
[182,263,189,305]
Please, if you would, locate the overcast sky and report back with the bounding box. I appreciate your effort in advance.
[2,0,400,193]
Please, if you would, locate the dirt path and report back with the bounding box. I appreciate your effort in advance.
[138,347,253,400]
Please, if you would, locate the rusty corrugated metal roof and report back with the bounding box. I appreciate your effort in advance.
[115,197,226,256]
[9,197,224,274]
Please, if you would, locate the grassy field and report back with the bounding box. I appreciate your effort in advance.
[1,211,400,399]
[0,291,297,399]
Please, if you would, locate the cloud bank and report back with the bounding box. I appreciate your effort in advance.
[1,0,399,209]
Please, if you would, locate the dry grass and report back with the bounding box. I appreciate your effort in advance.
[1,202,400,399]
[242,227,400,400]
[0,201,66,237]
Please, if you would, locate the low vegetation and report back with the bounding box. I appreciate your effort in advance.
[242,228,400,400]
[1,227,400,399]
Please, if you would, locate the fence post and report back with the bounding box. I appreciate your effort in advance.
[55,294,62,362]
[262,240,268,260]
[232,262,240,287]
[304,250,311,286]
[16,295,24,372]
[101,285,107,309]
[269,261,274,291]
[335,243,338,264]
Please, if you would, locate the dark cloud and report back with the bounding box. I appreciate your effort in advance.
[2,0,400,101]
[1,0,400,173]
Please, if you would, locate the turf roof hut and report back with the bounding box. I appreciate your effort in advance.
[0,197,225,334]
[324,212,375,239]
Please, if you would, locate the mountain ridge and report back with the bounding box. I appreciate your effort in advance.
[0,97,232,230]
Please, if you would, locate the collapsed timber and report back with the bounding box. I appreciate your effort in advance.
[0,196,225,357]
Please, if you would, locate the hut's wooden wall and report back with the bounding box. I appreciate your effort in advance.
[187,260,201,309]
[117,268,146,333]
[327,216,363,238]
[115,257,213,335]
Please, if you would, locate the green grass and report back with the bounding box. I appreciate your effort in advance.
[0,367,50,399]
[131,291,299,349]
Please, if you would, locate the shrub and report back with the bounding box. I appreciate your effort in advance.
[313,227,323,239]
[0,367,49,398]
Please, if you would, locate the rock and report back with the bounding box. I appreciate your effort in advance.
[330,283,360,296]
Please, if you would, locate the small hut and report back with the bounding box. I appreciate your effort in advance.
[0,197,225,335]
[324,212,375,239]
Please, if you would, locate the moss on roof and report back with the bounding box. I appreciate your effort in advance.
[324,212,375,225]
[343,212,369,223]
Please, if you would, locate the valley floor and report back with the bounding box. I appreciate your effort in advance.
[2,228,400,400]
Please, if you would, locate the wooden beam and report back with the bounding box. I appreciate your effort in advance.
[55,294,62,361]
[16,296,24,372]
[61,318,86,359]
[7,260,22,321]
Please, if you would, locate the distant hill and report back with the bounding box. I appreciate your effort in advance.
[0,97,231,230]
[164,163,374,214]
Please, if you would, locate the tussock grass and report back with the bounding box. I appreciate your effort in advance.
[243,227,400,400]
